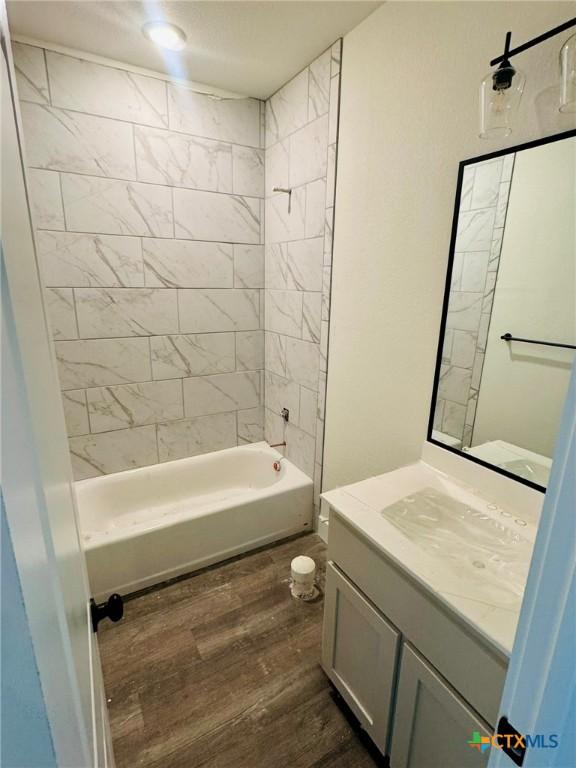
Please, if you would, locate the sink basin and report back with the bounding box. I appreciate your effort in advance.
[498,458,550,486]
[380,487,531,606]
[466,440,551,487]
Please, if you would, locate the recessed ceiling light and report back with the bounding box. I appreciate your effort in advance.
[142,21,187,52]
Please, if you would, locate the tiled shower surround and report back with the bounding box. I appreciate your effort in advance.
[264,42,341,512]
[436,155,513,447]
[14,40,340,489]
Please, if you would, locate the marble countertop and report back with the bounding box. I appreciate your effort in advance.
[322,461,537,657]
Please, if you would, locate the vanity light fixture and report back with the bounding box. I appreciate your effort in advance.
[480,32,525,139]
[142,21,187,52]
[480,17,576,139]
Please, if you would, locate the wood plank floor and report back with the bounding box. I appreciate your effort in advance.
[98,534,381,768]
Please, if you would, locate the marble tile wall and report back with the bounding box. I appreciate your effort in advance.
[436,154,514,446]
[14,42,265,479]
[264,41,341,515]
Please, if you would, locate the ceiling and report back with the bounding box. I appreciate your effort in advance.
[7,1,382,98]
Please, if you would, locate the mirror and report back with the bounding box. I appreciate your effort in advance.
[429,130,576,491]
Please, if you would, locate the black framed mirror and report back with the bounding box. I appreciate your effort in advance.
[428,129,576,492]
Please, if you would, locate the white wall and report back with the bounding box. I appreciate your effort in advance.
[472,138,576,457]
[323,1,576,491]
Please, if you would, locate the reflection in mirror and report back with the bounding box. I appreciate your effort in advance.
[430,132,576,490]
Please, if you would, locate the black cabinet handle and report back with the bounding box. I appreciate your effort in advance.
[90,594,124,633]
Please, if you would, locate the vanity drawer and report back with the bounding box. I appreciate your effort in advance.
[328,511,507,727]
[322,561,400,755]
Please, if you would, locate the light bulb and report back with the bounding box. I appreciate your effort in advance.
[142,21,187,52]
[490,90,509,115]
[479,63,525,139]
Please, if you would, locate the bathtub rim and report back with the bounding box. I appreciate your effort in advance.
[75,441,313,549]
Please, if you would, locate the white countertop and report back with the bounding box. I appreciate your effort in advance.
[322,460,538,657]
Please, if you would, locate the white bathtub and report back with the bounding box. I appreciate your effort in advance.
[76,442,313,600]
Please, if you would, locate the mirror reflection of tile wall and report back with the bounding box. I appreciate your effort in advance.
[435,156,514,448]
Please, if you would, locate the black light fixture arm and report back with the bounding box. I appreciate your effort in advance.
[490,17,576,67]
[501,30,512,64]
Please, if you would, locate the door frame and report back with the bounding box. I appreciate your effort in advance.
[1,3,113,764]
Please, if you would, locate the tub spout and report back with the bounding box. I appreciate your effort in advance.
[273,457,286,472]
[270,442,287,472]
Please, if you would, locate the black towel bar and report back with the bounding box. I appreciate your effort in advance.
[501,332,576,351]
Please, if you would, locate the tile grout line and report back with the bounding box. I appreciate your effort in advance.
[30,163,325,205]
[42,47,53,106]
[30,164,265,203]
[34,223,322,247]
[18,92,264,150]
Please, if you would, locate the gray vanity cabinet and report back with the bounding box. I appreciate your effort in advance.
[390,645,491,768]
[322,510,507,766]
[322,563,400,755]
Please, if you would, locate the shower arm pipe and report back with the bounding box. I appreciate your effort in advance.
[272,187,292,214]
[489,18,576,66]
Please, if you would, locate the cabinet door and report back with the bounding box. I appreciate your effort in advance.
[322,562,400,755]
[390,645,492,768]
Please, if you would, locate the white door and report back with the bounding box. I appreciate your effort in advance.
[1,8,113,766]
[488,362,576,768]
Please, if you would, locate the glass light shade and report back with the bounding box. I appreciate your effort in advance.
[559,32,576,113]
[479,65,526,139]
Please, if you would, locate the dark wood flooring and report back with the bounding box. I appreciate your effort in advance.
[98,534,380,768]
